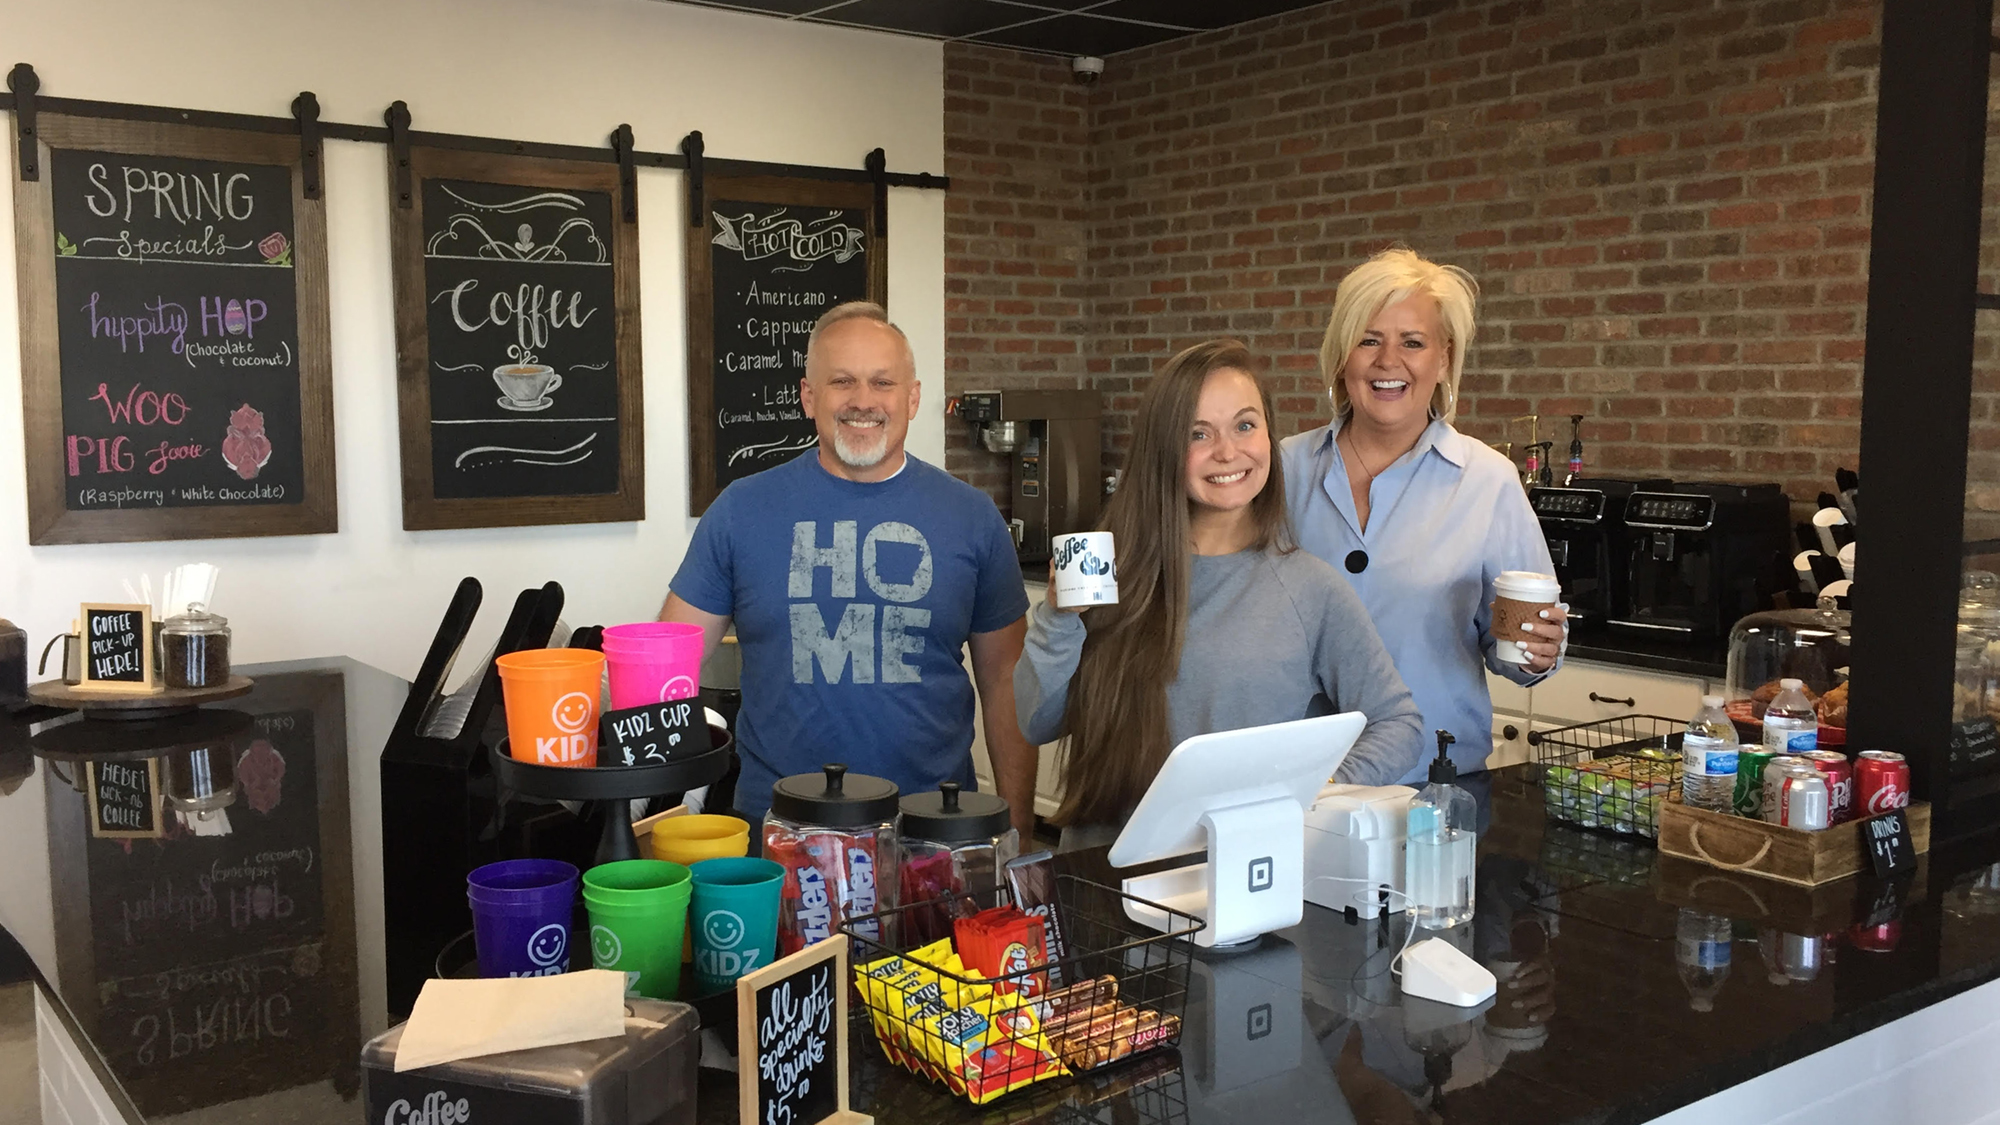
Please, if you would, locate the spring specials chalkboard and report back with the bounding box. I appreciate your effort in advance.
[14,117,337,544]
[687,175,884,514]
[392,147,644,530]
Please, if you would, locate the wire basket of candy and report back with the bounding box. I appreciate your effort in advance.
[842,862,1200,1106]
[1530,714,1685,840]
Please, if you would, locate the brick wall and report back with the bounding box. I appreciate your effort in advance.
[942,48,1094,509]
[944,0,1884,508]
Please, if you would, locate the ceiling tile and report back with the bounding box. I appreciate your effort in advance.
[808,0,1059,38]
[967,12,1191,54]
[1086,0,1318,30]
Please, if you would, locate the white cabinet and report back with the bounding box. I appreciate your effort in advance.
[1534,661,1712,726]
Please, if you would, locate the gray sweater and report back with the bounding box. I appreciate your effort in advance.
[1015,546,1427,845]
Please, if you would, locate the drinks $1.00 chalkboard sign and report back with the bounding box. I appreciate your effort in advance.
[14,117,338,544]
[736,934,870,1125]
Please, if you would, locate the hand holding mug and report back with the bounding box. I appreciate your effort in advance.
[1490,571,1564,673]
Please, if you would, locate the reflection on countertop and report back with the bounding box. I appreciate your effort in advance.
[8,662,2000,1125]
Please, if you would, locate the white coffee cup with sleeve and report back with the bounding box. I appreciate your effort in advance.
[1052,531,1118,608]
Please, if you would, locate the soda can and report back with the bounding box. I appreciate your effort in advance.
[1782,932,1827,982]
[1800,750,1854,824]
[1850,920,1902,953]
[1856,751,1911,816]
[1735,749,1776,817]
[1761,755,1807,821]
[1775,769,1830,830]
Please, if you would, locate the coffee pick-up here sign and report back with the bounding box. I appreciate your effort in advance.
[598,698,712,768]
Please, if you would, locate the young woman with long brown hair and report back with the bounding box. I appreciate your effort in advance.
[1014,340,1425,850]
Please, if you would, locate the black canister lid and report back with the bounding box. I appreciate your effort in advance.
[899,782,1011,844]
[769,763,900,827]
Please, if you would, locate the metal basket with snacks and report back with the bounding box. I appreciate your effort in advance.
[1530,714,1685,840]
[840,863,1198,1107]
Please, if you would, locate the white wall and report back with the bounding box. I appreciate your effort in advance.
[0,0,945,680]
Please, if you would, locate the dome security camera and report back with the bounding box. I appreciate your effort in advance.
[1072,56,1104,85]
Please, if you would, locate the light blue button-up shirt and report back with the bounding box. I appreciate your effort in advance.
[1280,417,1560,782]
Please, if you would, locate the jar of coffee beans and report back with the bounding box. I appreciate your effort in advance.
[161,605,230,689]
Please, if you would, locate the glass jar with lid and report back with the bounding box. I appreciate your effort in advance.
[160,605,231,689]
[1725,602,1851,744]
[764,764,899,955]
[897,782,1019,944]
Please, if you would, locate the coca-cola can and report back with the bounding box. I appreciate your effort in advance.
[1761,755,1808,820]
[1776,769,1830,831]
[1850,920,1903,953]
[1800,750,1854,823]
[1856,751,1911,816]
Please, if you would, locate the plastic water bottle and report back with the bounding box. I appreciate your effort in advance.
[1762,678,1818,755]
[1675,909,1732,1012]
[1681,695,1739,811]
[1407,731,1476,929]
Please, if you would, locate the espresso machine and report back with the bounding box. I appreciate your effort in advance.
[955,389,1103,565]
[1612,482,1792,642]
[1528,477,1667,632]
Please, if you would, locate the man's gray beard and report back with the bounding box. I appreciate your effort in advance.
[831,429,889,468]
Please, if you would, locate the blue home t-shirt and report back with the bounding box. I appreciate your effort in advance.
[671,451,1029,821]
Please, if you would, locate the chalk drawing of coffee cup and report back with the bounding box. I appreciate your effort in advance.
[494,363,562,411]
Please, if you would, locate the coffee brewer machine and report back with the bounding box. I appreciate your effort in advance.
[1528,477,1667,632]
[1612,482,1792,641]
[955,389,1102,565]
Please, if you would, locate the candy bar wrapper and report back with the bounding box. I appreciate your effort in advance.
[1031,975,1118,1033]
[1005,851,1068,989]
[914,992,1068,1103]
[955,907,1049,998]
[1049,1003,1181,1071]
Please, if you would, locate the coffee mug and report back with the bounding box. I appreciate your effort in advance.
[494,363,561,405]
[1052,531,1118,608]
[1490,571,1560,664]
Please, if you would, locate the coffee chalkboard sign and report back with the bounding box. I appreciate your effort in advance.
[688,175,884,514]
[86,758,162,838]
[78,602,154,691]
[393,147,644,530]
[736,935,868,1125]
[14,118,337,544]
[600,698,712,767]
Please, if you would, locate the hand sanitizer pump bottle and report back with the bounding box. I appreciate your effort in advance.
[1407,731,1476,929]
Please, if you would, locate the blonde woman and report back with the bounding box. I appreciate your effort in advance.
[1280,248,1566,782]
[1017,339,1423,850]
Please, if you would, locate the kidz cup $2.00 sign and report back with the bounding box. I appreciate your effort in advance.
[50,149,307,512]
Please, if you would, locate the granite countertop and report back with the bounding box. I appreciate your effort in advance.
[6,659,2000,1125]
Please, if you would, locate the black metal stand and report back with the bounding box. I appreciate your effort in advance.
[489,731,731,864]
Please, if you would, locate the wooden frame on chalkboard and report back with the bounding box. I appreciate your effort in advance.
[686,174,886,515]
[83,758,164,839]
[389,145,645,530]
[12,115,338,545]
[74,602,155,693]
[736,935,871,1125]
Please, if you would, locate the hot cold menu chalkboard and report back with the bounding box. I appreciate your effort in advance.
[392,148,644,530]
[14,118,337,544]
[687,175,884,514]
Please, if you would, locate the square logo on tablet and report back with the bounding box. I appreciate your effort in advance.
[1247,857,1273,893]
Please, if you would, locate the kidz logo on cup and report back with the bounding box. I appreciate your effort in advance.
[696,910,763,979]
[513,923,567,977]
[1052,531,1118,609]
[590,924,622,967]
[538,691,596,764]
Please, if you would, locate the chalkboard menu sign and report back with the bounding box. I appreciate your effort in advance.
[78,602,154,691]
[688,175,884,514]
[393,148,644,530]
[736,936,866,1125]
[14,117,336,544]
[86,758,162,838]
[600,697,713,767]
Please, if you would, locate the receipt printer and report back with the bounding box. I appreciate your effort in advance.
[1303,784,1415,918]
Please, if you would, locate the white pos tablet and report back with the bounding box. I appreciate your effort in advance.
[1108,712,1364,948]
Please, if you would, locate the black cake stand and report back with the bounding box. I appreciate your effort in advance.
[490,725,732,864]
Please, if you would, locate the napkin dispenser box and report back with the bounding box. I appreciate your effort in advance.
[1303,784,1415,919]
[362,998,697,1125]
